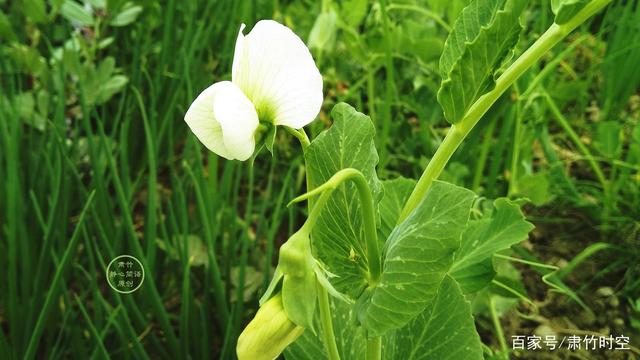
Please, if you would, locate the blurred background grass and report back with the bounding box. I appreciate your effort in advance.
[0,0,639,358]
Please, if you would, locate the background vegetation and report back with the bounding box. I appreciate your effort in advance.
[0,0,638,358]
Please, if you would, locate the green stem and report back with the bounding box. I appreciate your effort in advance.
[285,126,311,151]
[318,283,341,360]
[398,0,613,222]
[302,190,333,230]
[366,337,382,360]
[291,131,380,359]
[292,168,381,284]
[341,170,380,284]
[291,127,341,360]
[489,296,509,359]
[399,125,466,222]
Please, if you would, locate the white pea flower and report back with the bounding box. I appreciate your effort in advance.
[184,20,323,161]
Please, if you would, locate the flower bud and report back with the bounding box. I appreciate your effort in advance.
[237,294,304,360]
[279,229,312,277]
[278,229,318,331]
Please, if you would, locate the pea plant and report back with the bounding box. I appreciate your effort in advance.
[184,0,612,359]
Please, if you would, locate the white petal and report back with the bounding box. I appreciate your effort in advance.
[232,20,323,129]
[184,83,232,159]
[213,81,259,161]
[184,81,259,161]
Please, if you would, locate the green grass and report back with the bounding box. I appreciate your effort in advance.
[1,0,639,358]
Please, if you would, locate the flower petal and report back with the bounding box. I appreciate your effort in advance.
[232,20,323,129]
[236,294,304,360]
[213,81,259,161]
[184,83,232,159]
[184,81,259,161]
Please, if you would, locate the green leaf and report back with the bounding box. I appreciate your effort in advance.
[230,266,263,303]
[264,125,277,154]
[363,181,475,336]
[378,178,416,241]
[96,75,129,104]
[437,0,526,124]
[0,11,17,41]
[449,198,533,294]
[86,0,106,9]
[7,44,47,76]
[60,0,95,26]
[308,10,338,51]
[110,3,143,27]
[157,235,209,267]
[98,37,115,49]
[96,56,116,83]
[341,0,368,27]
[184,235,209,267]
[551,0,589,24]
[305,103,382,300]
[285,278,483,360]
[384,276,483,360]
[450,258,495,294]
[594,121,622,159]
[22,0,48,24]
[514,172,553,206]
[13,92,46,131]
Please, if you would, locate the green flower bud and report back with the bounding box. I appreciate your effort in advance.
[279,229,312,276]
[279,229,318,331]
[237,294,304,360]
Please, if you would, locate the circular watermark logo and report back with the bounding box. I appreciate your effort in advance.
[106,255,145,294]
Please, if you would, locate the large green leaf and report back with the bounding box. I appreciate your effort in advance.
[437,0,526,124]
[305,103,382,300]
[378,178,416,241]
[551,0,589,24]
[385,276,483,360]
[286,277,483,360]
[362,181,475,336]
[450,258,496,294]
[449,198,534,293]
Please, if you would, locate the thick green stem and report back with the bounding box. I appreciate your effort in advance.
[346,170,381,284]
[291,127,341,360]
[399,126,466,221]
[293,168,381,284]
[305,191,341,360]
[398,0,613,222]
[318,283,341,360]
[366,337,382,360]
[302,190,333,230]
[285,126,311,151]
